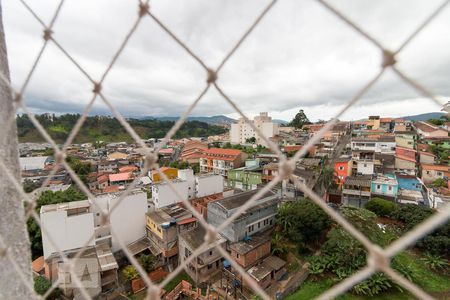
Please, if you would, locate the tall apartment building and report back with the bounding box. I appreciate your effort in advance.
[230,112,279,147]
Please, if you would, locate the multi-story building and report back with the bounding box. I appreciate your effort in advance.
[145,206,196,268]
[334,158,353,186]
[227,165,262,191]
[395,146,417,175]
[395,132,416,149]
[230,112,280,147]
[207,189,279,242]
[342,176,372,208]
[199,148,244,176]
[151,171,224,209]
[40,191,147,258]
[150,167,178,183]
[351,136,395,154]
[178,226,226,283]
[229,235,271,269]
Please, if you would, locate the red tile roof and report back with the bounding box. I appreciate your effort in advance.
[32,256,45,273]
[119,165,138,173]
[158,148,174,155]
[421,164,450,171]
[177,217,197,225]
[415,121,442,133]
[204,148,242,156]
[109,172,132,182]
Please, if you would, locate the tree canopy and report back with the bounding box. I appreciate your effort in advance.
[289,109,310,129]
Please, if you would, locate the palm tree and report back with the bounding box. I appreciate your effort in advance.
[316,166,337,201]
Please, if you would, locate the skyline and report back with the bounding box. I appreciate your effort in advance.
[4,0,450,122]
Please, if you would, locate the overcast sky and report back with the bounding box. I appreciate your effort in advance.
[3,0,450,121]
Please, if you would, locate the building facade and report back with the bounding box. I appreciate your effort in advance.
[230,112,280,147]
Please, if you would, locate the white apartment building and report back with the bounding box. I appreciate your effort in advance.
[230,112,279,146]
[40,191,147,259]
[152,170,224,209]
[351,138,396,154]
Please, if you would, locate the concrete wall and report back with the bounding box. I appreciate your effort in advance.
[196,175,224,198]
[41,210,95,259]
[356,161,374,175]
[152,181,189,208]
[109,192,147,252]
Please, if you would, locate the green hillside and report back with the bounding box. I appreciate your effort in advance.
[16,114,226,143]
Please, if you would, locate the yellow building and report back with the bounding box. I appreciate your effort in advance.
[151,167,178,183]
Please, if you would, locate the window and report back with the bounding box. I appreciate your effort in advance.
[236,253,240,258]
[207,264,212,270]
[209,251,213,256]
[377,185,381,189]
[270,219,273,225]
[388,186,392,191]
[339,166,344,171]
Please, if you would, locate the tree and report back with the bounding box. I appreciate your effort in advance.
[34,275,60,299]
[316,166,337,199]
[364,198,397,217]
[271,233,287,257]
[138,254,155,272]
[289,109,310,129]
[245,137,256,143]
[122,265,139,282]
[276,200,332,245]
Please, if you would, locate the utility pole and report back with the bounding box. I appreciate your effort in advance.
[0,2,35,298]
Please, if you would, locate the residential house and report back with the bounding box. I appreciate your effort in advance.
[178,226,226,283]
[246,256,287,290]
[199,148,244,176]
[419,151,437,165]
[415,121,449,138]
[396,173,425,205]
[395,147,417,175]
[229,235,271,269]
[207,189,279,243]
[262,163,279,182]
[374,153,395,174]
[145,206,196,268]
[334,158,353,186]
[366,116,380,130]
[379,118,393,132]
[342,176,372,208]
[97,160,118,173]
[395,132,416,149]
[393,118,407,132]
[421,164,450,184]
[371,174,398,200]
[107,151,128,161]
[228,165,262,191]
[109,172,133,186]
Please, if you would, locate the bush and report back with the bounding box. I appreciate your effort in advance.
[432,178,447,188]
[276,200,332,245]
[34,275,51,295]
[122,265,139,282]
[364,198,397,217]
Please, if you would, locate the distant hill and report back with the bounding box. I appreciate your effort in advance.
[142,115,236,125]
[402,112,446,121]
[144,115,289,125]
[16,114,226,143]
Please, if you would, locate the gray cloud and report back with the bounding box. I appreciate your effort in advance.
[3,0,450,121]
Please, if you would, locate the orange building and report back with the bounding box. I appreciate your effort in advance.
[334,158,353,186]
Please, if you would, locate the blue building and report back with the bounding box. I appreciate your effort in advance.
[371,174,398,199]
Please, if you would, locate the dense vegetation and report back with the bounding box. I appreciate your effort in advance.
[276,200,449,299]
[16,114,226,143]
[27,187,86,259]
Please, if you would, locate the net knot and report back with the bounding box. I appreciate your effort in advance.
[43,28,53,41]
[206,69,217,84]
[381,49,396,68]
[367,245,390,271]
[92,82,102,94]
[138,2,150,18]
